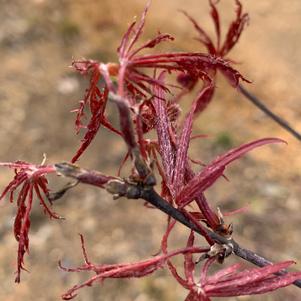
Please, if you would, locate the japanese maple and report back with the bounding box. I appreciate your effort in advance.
[0,0,300,300]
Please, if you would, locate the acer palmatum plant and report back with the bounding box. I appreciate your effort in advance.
[1,1,300,300]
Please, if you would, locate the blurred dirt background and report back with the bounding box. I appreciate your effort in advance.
[0,0,301,300]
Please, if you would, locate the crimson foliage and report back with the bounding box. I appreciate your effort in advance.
[0,1,300,300]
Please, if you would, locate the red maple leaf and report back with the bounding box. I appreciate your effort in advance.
[60,234,208,300]
[0,161,58,282]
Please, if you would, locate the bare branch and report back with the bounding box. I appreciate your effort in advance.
[239,84,301,143]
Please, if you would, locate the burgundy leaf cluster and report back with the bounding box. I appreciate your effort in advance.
[184,257,301,300]
[70,0,249,163]
[0,0,300,300]
[178,0,250,114]
[0,161,57,282]
[164,231,301,300]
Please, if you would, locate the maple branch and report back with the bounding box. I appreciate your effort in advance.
[54,162,301,289]
[134,187,301,289]
[238,84,301,142]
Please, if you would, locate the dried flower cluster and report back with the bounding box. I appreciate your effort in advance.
[1,1,300,300]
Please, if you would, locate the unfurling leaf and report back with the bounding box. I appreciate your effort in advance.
[0,161,57,282]
[60,235,208,300]
[177,138,286,207]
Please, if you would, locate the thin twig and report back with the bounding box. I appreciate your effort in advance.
[141,188,301,288]
[238,84,301,142]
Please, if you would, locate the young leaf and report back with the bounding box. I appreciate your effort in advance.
[153,72,176,193]
[177,138,285,207]
[177,256,301,300]
[60,235,208,300]
[202,260,301,297]
[71,64,122,162]
[0,161,57,282]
